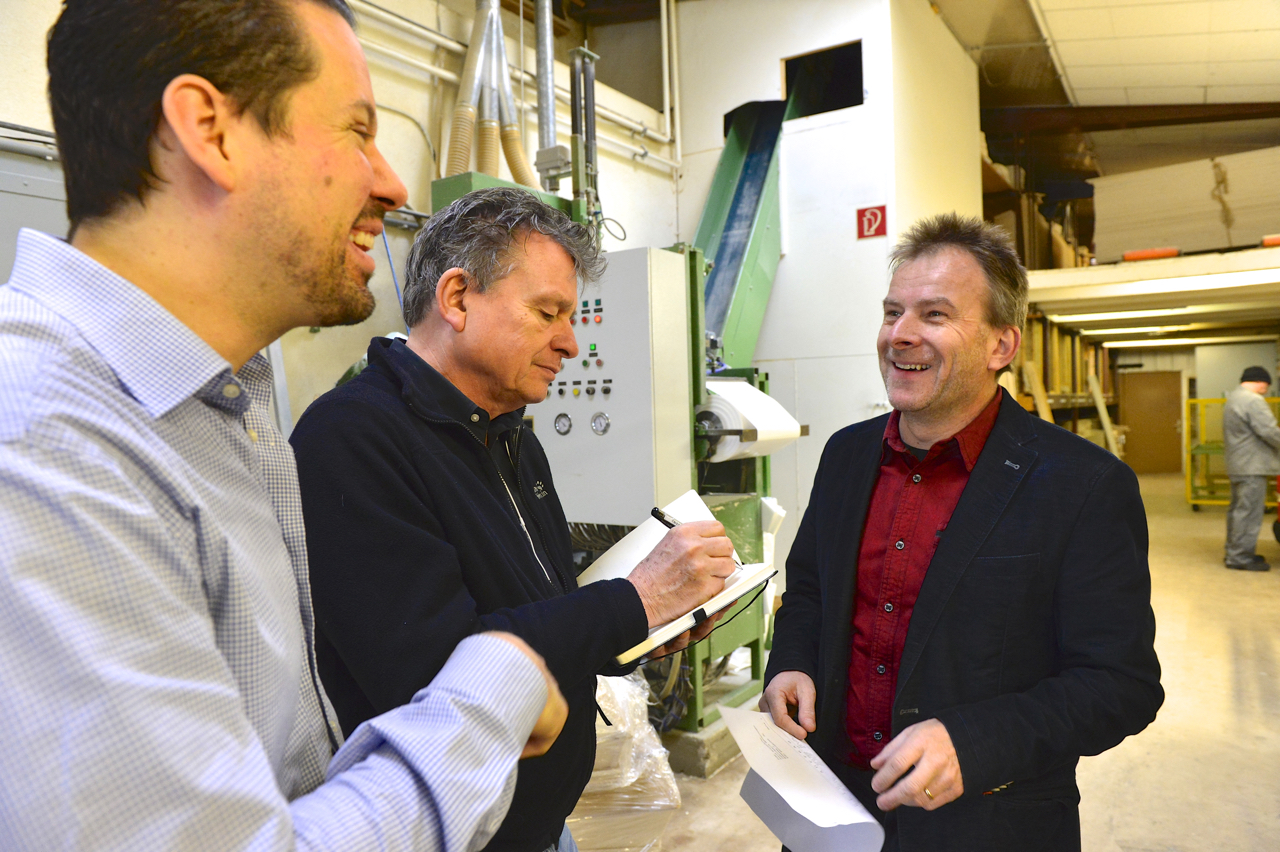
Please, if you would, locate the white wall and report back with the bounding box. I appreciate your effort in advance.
[675,0,978,583]
[1111,348,1196,376]
[1195,341,1280,399]
[0,1,60,132]
[1,0,679,423]
[889,0,982,228]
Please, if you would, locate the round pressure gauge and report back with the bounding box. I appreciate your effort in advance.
[554,413,572,435]
[590,412,610,436]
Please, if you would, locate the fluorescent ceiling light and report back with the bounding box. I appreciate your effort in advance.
[1048,307,1197,323]
[1102,335,1278,349]
[1041,268,1280,303]
[1080,324,1198,336]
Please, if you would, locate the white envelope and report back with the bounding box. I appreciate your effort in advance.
[721,706,884,852]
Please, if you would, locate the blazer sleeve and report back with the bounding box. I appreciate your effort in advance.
[934,459,1164,794]
[765,436,834,685]
[291,396,647,721]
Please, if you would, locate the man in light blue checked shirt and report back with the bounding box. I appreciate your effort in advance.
[0,0,568,849]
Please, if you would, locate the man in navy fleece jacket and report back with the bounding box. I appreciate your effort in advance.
[291,187,735,852]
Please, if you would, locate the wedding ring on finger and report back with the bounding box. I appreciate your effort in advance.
[923,787,935,801]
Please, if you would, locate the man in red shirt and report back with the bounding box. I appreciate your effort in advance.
[762,214,1162,851]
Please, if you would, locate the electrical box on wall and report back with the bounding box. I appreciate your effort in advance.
[526,246,692,526]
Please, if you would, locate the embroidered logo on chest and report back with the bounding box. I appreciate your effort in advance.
[533,480,549,500]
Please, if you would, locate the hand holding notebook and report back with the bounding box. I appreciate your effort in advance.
[577,490,777,664]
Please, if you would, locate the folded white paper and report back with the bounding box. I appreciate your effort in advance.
[721,706,883,852]
[576,490,775,665]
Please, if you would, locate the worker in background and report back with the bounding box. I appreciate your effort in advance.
[290,187,738,852]
[1222,366,1280,571]
[762,214,1163,852]
[0,2,569,849]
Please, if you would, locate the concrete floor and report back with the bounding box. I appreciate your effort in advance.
[657,473,1280,851]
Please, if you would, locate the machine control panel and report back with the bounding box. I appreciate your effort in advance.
[526,247,692,525]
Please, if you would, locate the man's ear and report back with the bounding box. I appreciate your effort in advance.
[157,74,239,193]
[990,325,1022,373]
[436,268,471,333]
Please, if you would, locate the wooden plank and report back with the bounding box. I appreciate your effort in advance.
[1023,361,1053,421]
[982,103,1280,137]
[1087,371,1120,456]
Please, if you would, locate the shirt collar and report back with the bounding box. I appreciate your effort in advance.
[6,229,242,418]
[374,338,524,444]
[884,387,1004,472]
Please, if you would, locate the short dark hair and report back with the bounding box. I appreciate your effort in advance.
[402,188,606,328]
[889,213,1029,333]
[47,0,356,228]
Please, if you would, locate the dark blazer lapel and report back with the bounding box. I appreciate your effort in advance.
[895,396,1039,693]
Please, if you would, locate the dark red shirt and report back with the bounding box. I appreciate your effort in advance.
[842,389,1003,769]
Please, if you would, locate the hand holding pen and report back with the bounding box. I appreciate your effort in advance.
[651,507,744,569]
[624,512,737,628]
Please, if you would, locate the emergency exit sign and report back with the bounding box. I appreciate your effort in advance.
[857,205,887,239]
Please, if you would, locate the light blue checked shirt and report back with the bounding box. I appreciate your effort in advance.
[0,229,546,850]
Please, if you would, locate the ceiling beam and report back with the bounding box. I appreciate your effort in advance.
[983,103,1280,137]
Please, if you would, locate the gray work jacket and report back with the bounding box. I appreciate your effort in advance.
[1224,386,1280,476]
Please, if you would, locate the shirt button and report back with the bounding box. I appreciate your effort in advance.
[470,413,480,422]
[877,664,886,674]
[912,474,921,483]
[884,602,894,612]
[222,384,241,399]
[895,540,905,550]
[246,428,258,443]
[873,731,883,741]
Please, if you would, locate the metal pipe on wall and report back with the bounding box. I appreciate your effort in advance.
[350,0,676,149]
[667,0,683,167]
[476,10,501,178]
[582,55,598,183]
[658,0,671,141]
[362,36,677,172]
[535,0,557,153]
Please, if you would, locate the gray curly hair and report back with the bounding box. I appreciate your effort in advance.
[401,187,606,328]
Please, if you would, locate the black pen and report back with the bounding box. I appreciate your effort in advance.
[651,507,683,529]
[650,507,743,568]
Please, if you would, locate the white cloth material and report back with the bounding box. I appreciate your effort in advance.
[1223,386,1280,476]
[0,229,545,850]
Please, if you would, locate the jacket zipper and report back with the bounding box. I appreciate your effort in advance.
[508,426,569,594]
[408,405,564,595]
[499,437,558,592]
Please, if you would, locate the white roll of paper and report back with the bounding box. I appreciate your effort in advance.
[700,378,802,463]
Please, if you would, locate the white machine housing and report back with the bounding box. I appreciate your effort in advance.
[527,246,693,525]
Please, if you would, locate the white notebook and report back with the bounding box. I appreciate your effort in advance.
[576,489,776,665]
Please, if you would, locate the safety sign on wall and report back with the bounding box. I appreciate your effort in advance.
[857,206,887,239]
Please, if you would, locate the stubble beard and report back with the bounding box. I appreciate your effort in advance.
[292,207,382,328]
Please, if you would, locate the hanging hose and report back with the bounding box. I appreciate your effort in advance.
[476,117,501,176]
[444,0,494,176]
[445,102,477,176]
[501,126,540,187]
[444,0,540,185]
[491,8,539,187]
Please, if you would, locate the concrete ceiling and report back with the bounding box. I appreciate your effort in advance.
[934,0,1280,178]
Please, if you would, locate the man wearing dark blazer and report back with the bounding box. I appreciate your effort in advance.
[762,214,1163,852]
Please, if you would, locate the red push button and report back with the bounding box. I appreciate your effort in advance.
[594,315,602,323]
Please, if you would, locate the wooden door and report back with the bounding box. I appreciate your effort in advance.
[1118,371,1183,473]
